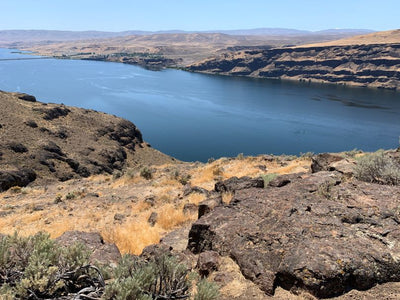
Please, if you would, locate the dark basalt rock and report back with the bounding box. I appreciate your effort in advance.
[0,168,36,191]
[198,194,223,219]
[188,171,400,298]
[268,173,304,187]
[56,231,121,265]
[25,120,38,128]
[197,250,220,277]
[214,176,264,193]
[311,153,344,173]
[148,212,158,226]
[99,147,127,170]
[43,141,65,157]
[183,203,198,215]
[15,92,36,102]
[8,142,28,153]
[35,106,70,120]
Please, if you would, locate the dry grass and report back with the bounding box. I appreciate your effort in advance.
[222,192,234,204]
[102,216,161,254]
[0,154,312,255]
[186,193,207,205]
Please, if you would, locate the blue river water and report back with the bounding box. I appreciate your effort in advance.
[0,48,399,161]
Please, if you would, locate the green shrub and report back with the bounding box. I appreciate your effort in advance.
[355,151,400,185]
[300,152,314,159]
[0,232,98,299]
[65,192,76,200]
[194,279,220,300]
[179,174,191,185]
[207,157,215,164]
[140,167,153,180]
[104,253,190,300]
[261,173,278,186]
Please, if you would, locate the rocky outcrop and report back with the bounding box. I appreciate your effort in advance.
[0,169,36,191]
[188,43,400,90]
[215,176,264,193]
[84,54,178,70]
[0,91,174,188]
[56,231,121,265]
[188,170,400,298]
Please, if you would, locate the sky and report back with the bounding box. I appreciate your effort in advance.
[0,0,399,32]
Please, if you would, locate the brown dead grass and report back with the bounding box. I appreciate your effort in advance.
[222,192,234,204]
[0,155,312,255]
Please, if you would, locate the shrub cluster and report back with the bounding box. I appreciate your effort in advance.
[104,253,218,300]
[0,233,220,299]
[354,151,400,185]
[140,167,153,180]
[0,232,103,299]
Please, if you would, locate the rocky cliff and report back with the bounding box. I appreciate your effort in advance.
[187,152,400,298]
[187,43,400,90]
[0,91,173,190]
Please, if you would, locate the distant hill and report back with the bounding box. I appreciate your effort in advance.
[0,28,374,44]
[300,29,400,47]
[210,28,373,36]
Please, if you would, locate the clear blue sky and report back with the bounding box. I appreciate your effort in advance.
[0,0,398,32]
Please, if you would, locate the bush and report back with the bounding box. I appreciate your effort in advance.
[355,151,400,185]
[0,232,101,299]
[140,167,153,180]
[261,173,278,186]
[195,279,219,300]
[104,253,220,300]
[104,254,190,300]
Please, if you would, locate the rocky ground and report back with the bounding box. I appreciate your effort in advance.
[2,144,400,298]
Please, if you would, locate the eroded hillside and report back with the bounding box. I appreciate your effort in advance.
[0,91,173,188]
[187,30,400,90]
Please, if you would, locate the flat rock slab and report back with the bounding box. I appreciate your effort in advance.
[188,171,400,298]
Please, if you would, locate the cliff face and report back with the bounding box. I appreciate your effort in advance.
[187,43,400,90]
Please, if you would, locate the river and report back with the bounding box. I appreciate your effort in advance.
[0,48,399,161]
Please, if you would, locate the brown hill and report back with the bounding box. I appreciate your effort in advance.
[0,91,173,189]
[300,29,400,47]
[22,31,378,68]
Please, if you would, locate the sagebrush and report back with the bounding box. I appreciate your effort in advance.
[354,151,400,185]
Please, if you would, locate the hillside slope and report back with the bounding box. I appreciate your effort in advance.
[0,91,173,187]
[301,29,400,47]
[187,30,400,90]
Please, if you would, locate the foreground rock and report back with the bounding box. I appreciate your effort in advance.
[0,91,174,188]
[188,171,400,298]
[56,231,121,265]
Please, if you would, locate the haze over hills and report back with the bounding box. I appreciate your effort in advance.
[0,28,374,44]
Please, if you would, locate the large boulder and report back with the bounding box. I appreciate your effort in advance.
[188,171,400,298]
[56,231,121,265]
[311,153,344,173]
[215,176,264,193]
[0,169,36,192]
